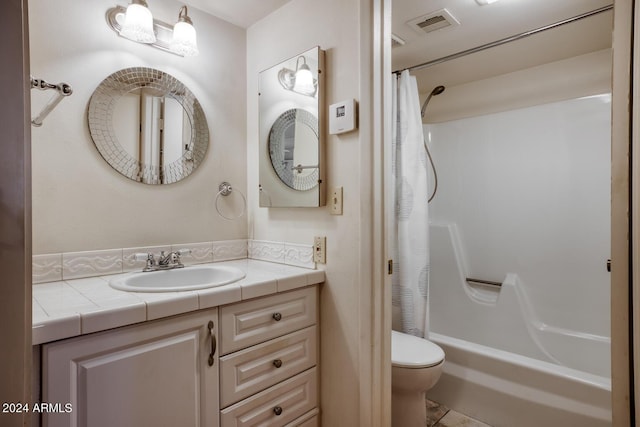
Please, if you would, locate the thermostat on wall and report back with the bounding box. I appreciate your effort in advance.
[329,99,357,135]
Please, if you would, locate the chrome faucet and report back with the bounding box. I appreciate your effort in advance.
[134,249,192,272]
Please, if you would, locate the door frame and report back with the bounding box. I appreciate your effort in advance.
[0,1,32,426]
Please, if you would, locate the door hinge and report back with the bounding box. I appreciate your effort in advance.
[387,259,393,275]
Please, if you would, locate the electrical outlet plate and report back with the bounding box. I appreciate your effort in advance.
[330,187,343,215]
[314,236,326,264]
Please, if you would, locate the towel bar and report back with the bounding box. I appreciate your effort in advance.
[30,77,72,127]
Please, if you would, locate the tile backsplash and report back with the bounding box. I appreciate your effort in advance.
[33,239,315,284]
[248,240,315,269]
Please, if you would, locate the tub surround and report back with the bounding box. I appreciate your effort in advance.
[32,259,324,345]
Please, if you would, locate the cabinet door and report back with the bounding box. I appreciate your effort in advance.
[42,309,219,427]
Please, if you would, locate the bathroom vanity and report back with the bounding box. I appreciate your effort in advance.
[33,260,322,427]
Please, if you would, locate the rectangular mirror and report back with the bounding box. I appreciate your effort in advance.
[259,46,325,207]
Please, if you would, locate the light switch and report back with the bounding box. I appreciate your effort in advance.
[330,187,343,215]
[313,236,326,264]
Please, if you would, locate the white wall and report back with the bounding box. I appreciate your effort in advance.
[29,0,247,254]
[247,0,364,425]
[422,49,612,123]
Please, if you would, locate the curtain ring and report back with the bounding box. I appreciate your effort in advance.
[215,182,246,220]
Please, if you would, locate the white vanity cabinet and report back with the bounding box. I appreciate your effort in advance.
[39,285,320,427]
[41,308,220,427]
[219,286,319,427]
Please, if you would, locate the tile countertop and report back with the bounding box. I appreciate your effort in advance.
[32,259,325,346]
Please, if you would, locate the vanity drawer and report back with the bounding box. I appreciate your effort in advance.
[220,326,317,408]
[220,286,317,355]
[284,409,319,427]
[220,367,317,427]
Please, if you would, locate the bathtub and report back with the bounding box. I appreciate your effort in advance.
[426,223,611,426]
[428,333,611,427]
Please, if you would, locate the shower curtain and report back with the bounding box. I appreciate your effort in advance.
[391,70,430,338]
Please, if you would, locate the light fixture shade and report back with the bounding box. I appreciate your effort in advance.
[171,6,199,57]
[293,64,315,95]
[171,21,199,56]
[120,2,156,43]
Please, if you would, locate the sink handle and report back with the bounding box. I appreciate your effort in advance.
[134,253,156,271]
[134,252,153,262]
[208,320,216,367]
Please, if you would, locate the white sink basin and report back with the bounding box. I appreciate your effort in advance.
[109,265,246,292]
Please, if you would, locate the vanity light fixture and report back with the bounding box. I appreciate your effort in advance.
[119,0,156,43]
[277,55,318,97]
[106,2,199,57]
[170,6,199,56]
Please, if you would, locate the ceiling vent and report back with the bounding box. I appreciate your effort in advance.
[391,33,406,48]
[406,9,459,35]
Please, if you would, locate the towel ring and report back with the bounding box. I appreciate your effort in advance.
[215,182,246,220]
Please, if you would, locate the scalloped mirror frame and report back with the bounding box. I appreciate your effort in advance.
[88,67,209,185]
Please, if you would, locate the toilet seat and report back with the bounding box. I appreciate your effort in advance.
[391,330,445,368]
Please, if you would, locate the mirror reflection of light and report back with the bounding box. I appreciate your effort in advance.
[294,67,315,94]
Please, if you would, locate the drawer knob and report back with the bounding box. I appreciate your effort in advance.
[272,312,282,321]
[273,359,283,368]
[273,406,283,416]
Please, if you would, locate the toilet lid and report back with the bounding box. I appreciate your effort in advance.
[391,330,445,368]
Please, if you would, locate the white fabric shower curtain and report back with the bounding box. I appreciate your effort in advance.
[391,70,430,338]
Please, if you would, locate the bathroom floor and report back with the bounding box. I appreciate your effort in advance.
[427,399,492,427]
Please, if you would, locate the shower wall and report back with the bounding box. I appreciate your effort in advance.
[425,93,611,368]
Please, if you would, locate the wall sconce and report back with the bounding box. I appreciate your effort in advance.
[278,56,318,97]
[171,6,199,56]
[106,2,199,57]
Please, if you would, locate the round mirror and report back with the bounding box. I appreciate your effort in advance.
[88,67,208,184]
[268,108,319,191]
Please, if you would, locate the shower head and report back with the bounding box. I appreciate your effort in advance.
[431,85,445,96]
[420,85,445,118]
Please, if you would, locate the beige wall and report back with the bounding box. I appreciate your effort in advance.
[247,0,366,424]
[29,0,247,254]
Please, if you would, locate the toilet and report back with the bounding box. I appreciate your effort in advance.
[391,330,445,427]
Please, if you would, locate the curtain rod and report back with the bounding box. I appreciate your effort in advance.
[392,4,613,74]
